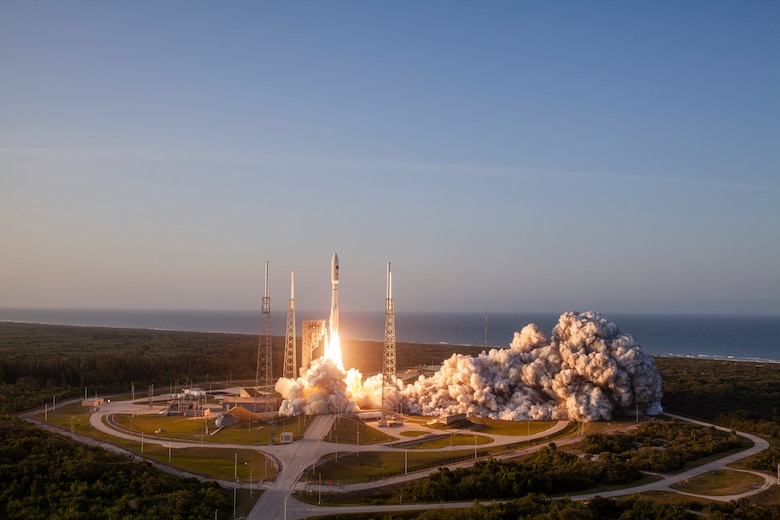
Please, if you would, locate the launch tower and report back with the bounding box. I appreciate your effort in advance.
[380,262,400,425]
[282,271,297,380]
[255,261,273,390]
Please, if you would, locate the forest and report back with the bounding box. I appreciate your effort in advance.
[400,418,744,504]
[581,419,741,472]
[655,357,780,438]
[318,494,779,520]
[2,322,780,518]
[0,416,230,519]
[402,444,641,502]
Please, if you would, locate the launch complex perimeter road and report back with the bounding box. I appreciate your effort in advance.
[25,398,777,520]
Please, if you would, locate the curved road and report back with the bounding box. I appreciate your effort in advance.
[27,399,778,520]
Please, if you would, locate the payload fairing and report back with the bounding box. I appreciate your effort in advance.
[329,253,339,334]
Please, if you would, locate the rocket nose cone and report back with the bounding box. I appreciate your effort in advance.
[331,253,339,282]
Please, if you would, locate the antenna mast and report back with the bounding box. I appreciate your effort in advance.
[282,270,297,380]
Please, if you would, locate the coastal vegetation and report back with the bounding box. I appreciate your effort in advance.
[314,495,704,520]
[0,416,230,519]
[2,323,780,518]
[581,419,742,472]
[314,494,780,520]
[655,357,780,438]
[403,443,642,501]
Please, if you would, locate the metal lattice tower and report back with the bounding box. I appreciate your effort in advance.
[282,270,297,380]
[381,262,398,423]
[255,261,273,390]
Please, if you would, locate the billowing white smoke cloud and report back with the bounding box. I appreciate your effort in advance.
[276,357,387,416]
[401,311,663,421]
[277,311,663,422]
[276,358,359,416]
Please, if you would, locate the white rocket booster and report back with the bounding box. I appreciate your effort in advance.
[329,253,339,334]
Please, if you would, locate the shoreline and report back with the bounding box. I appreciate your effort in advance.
[2,319,778,364]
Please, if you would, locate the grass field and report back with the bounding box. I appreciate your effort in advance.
[326,415,396,445]
[399,430,429,438]
[310,449,483,483]
[110,409,313,445]
[130,444,276,483]
[670,470,766,496]
[35,401,279,482]
[401,432,491,449]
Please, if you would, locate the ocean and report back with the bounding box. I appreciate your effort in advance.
[1,308,778,363]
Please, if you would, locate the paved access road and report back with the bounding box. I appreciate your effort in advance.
[247,414,334,520]
[283,413,776,520]
[26,398,777,520]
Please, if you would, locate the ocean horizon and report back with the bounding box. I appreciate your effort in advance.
[1,308,779,363]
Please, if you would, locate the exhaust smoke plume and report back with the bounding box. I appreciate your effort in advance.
[402,311,663,421]
[276,311,663,422]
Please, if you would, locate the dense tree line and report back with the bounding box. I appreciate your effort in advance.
[0,323,282,413]
[403,444,641,502]
[582,419,740,472]
[324,495,780,520]
[657,357,780,438]
[411,495,702,520]
[324,495,703,520]
[0,415,231,519]
[744,448,780,472]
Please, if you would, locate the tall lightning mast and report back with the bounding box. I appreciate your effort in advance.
[282,270,297,380]
[381,262,398,424]
[255,261,273,391]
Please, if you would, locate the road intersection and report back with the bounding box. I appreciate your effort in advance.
[27,397,779,520]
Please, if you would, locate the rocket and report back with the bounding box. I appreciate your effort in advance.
[329,253,339,333]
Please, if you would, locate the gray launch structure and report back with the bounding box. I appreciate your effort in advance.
[282,271,297,380]
[380,262,401,425]
[255,261,273,391]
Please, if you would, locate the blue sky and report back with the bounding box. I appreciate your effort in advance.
[1,1,778,315]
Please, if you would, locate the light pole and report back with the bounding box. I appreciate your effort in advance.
[474,435,477,459]
[318,473,322,505]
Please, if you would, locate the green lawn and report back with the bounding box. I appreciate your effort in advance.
[403,432,491,449]
[33,400,280,481]
[130,444,277,483]
[670,470,766,496]
[110,410,313,445]
[327,416,395,445]
[311,449,483,482]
